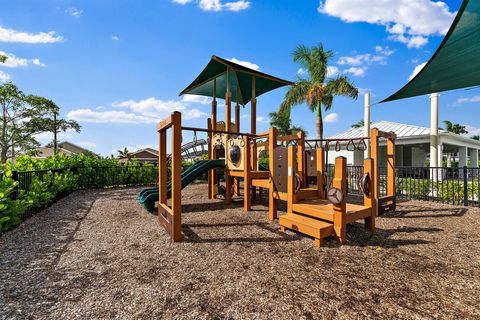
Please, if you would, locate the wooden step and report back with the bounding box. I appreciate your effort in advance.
[279,213,333,247]
[292,199,372,223]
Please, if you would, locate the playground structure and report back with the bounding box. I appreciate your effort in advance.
[141,56,397,246]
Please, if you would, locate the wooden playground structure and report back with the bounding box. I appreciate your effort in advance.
[153,56,397,246]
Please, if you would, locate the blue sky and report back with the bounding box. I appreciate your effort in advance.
[1,0,479,156]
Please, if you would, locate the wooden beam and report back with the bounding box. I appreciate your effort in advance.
[363,158,375,232]
[171,111,182,242]
[316,147,325,199]
[287,145,296,214]
[387,137,396,197]
[332,156,347,245]
[243,135,251,212]
[298,131,305,187]
[225,68,232,204]
[370,128,379,216]
[268,127,278,220]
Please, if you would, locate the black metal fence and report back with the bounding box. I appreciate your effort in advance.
[326,165,480,207]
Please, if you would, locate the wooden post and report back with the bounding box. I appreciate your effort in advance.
[268,127,278,220]
[243,135,251,212]
[207,118,213,199]
[210,79,218,199]
[251,76,257,199]
[297,131,306,187]
[370,128,379,215]
[159,127,167,205]
[287,145,296,214]
[363,158,375,232]
[171,112,182,241]
[332,156,347,245]
[316,147,325,199]
[225,68,232,204]
[387,137,395,198]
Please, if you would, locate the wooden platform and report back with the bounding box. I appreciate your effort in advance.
[292,199,372,223]
[279,213,333,247]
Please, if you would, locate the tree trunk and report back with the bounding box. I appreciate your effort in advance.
[53,112,58,155]
[1,148,7,164]
[316,103,323,139]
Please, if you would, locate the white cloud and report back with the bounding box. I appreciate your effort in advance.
[34,128,77,143]
[65,7,83,17]
[175,0,250,12]
[68,97,208,124]
[457,95,480,104]
[0,26,63,43]
[0,70,11,82]
[297,68,306,75]
[224,0,250,11]
[0,51,45,68]
[318,0,455,48]
[408,62,427,80]
[67,109,155,124]
[343,67,366,77]
[182,94,211,104]
[228,58,259,70]
[326,66,340,77]
[464,125,480,137]
[324,113,338,123]
[336,45,393,77]
[111,35,120,41]
[256,116,268,123]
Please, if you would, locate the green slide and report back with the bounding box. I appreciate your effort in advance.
[138,159,225,211]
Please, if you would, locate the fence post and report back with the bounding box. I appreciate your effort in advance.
[463,166,468,206]
[11,170,18,200]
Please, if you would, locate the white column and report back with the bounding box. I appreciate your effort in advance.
[459,146,468,167]
[364,92,371,159]
[469,148,478,168]
[437,143,444,181]
[430,93,439,168]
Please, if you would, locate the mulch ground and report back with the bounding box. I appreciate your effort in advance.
[0,184,479,320]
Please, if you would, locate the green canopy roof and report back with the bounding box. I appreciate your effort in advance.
[382,0,480,103]
[179,55,292,105]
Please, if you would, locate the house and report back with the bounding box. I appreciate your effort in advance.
[326,121,480,168]
[119,148,158,164]
[34,141,100,159]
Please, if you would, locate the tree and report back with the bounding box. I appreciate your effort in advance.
[32,97,81,154]
[0,55,7,63]
[0,83,59,163]
[351,120,365,128]
[472,135,480,141]
[279,44,358,139]
[443,120,468,135]
[117,147,131,160]
[269,111,306,135]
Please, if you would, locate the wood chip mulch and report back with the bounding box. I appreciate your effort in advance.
[0,184,479,319]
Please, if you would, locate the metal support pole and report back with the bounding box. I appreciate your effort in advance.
[364,92,371,159]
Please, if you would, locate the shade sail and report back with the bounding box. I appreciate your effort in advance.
[179,55,292,105]
[382,0,480,103]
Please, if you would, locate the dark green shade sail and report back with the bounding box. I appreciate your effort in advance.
[179,55,293,105]
[382,0,480,103]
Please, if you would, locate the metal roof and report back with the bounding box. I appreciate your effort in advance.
[328,120,480,147]
[328,121,442,140]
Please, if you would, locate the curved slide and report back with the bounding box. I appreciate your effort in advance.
[138,159,225,211]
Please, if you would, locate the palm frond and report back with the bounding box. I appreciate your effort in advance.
[324,76,359,100]
[279,79,310,115]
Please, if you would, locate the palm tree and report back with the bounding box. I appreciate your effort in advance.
[117,147,131,160]
[472,135,480,141]
[443,120,468,135]
[351,120,365,129]
[269,111,306,135]
[279,44,358,139]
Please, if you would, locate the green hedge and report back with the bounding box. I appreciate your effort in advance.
[0,154,160,232]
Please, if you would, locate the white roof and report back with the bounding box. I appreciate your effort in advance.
[328,121,446,139]
[327,120,480,148]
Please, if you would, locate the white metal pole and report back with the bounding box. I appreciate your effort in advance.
[364,92,371,159]
[430,93,439,181]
